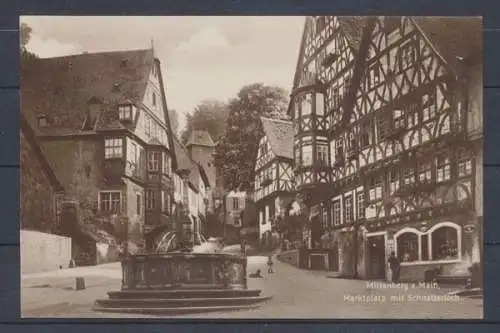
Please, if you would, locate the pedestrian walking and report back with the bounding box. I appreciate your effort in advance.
[267,255,274,274]
[388,251,401,283]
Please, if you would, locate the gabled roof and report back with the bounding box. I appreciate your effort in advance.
[260,117,294,160]
[186,130,216,148]
[21,48,154,134]
[172,136,201,191]
[411,16,482,69]
[20,113,64,192]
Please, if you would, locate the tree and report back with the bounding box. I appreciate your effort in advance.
[20,22,38,60]
[213,83,290,191]
[168,108,180,136]
[181,99,229,144]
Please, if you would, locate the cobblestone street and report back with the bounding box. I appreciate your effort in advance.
[21,256,482,319]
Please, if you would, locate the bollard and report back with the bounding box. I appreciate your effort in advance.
[75,277,86,291]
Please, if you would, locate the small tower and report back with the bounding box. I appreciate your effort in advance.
[186,130,216,188]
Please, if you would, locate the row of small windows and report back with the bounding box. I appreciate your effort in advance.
[98,190,171,215]
[323,191,365,229]
[366,151,472,202]
[104,137,172,175]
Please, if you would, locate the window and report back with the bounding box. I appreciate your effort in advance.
[369,176,383,201]
[431,226,459,260]
[316,144,329,165]
[99,191,121,213]
[302,145,313,166]
[357,192,365,219]
[397,232,419,262]
[347,132,357,153]
[406,103,419,128]
[389,169,400,194]
[152,92,157,106]
[232,198,240,210]
[399,44,416,70]
[118,104,133,120]
[344,195,353,224]
[360,122,372,148]
[436,155,451,182]
[368,65,380,87]
[104,137,123,159]
[161,191,170,213]
[332,200,341,226]
[322,205,328,230]
[335,140,344,162]
[457,150,472,177]
[403,167,415,185]
[259,210,264,225]
[163,153,171,175]
[146,190,157,210]
[376,116,389,142]
[422,93,436,121]
[301,93,313,116]
[183,182,189,205]
[316,93,325,115]
[148,151,160,172]
[136,194,142,215]
[393,109,405,130]
[129,142,138,168]
[418,161,432,182]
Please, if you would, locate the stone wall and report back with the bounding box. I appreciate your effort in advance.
[21,230,72,273]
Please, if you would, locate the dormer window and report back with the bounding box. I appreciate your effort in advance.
[83,97,102,130]
[38,114,48,127]
[118,104,134,121]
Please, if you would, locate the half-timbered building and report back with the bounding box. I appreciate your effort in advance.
[288,16,482,280]
[254,117,295,244]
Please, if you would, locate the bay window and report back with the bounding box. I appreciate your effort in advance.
[301,94,313,116]
[163,153,171,175]
[302,145,313,166]
[148,151,160,172]
[316,93,325,116]
[316,144,329,165]
[104,137,123,159]
[99,191,121,213]
[146,189,157,210]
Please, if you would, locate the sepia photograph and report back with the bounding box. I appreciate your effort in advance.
[19,15,483,319]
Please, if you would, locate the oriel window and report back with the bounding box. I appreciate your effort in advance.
[146,189,157,210]
[148,151,160,172]
[104,137,123,159]
[118,104,133,120]
[316,144,329,165]
[99,191,121,213]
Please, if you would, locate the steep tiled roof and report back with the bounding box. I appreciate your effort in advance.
[186,130,216,148]
[172,136,201,191]
[21,48,154,134]
[411,17,482,69]
[260,117,294,160]
[20,113,64,192]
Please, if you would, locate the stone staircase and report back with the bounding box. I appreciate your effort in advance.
[93,288,271,315]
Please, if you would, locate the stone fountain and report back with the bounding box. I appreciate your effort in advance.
[94,226,271,315]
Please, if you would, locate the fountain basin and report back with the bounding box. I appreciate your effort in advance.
[121,252,247,290]
[94,252,271,315]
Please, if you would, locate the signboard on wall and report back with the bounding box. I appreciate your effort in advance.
[463,225,475,233]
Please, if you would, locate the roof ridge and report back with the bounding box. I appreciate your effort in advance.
[33,48,153,61]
